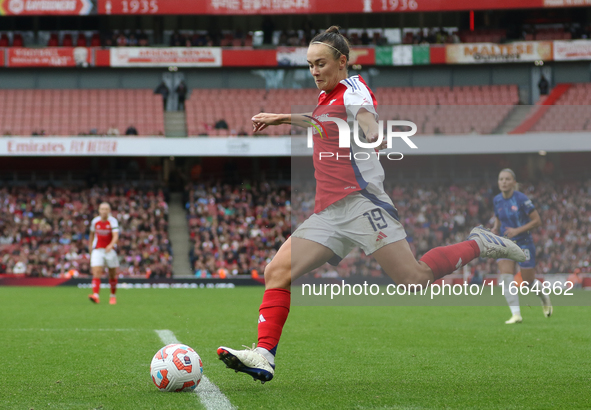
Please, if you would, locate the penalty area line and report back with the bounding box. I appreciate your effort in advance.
[155,329,235,410]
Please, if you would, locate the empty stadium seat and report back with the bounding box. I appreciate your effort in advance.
[0,89,165,136]
[185,85,519,137]
[531,83,591,132]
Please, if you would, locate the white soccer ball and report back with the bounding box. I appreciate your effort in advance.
[150,344,203,392]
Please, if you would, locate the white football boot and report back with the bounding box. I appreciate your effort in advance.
[468,226,526,262]
[217,344,275,383]
[505,314,523,324]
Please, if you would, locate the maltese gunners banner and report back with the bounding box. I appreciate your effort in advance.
[0,0,93,15]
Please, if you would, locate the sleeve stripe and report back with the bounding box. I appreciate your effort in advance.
[344,78,357,91]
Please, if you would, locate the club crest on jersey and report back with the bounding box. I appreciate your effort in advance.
[511,205,518,211]
[303,114,329,139]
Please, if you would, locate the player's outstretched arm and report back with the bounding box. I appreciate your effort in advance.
[357,108,383,148]
[251,112,313,133]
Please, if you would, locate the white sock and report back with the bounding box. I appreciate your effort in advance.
[500,273,520,316]
[110,294,116,298]
[527,279,550,303]
[255,347,275,365]
[93,293,99,298]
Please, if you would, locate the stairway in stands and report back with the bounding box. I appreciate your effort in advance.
[493,105,535,134]
[165,111,188,137]
[509,83,572,134]
[168,193,192,276]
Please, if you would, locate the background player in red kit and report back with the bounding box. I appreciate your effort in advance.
[217,26,526,383]
[88,202,120,305]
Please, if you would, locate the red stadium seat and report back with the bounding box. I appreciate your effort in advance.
[76,33,88,47]
[0,89,164,136]
[12,33,23,47]
[62,34,73,47]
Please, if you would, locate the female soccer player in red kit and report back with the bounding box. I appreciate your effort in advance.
[88,202,119,305]
[217,26,526,383]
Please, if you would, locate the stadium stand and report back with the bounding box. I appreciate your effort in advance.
[0,185,171,277]
[531,83,591,132]
[186,181,290,277]
[0,176,588,279]
[458,29,507,43]
[0,89,165,136]
[186,85,519,136]
[293,179,591,278]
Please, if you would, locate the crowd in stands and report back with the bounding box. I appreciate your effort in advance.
[181,176,590,279]
[0,185,171,278]
[292,179,591,279]
[103,31,150,47]
[0,178,588,279]
[186,181,290,278]
[185,85,519,137]
[2,23,591,48]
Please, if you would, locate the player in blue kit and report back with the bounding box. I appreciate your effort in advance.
[492,168,552,324]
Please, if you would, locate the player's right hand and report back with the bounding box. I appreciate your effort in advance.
[252,113,283,132]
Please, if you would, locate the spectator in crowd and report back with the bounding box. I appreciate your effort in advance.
[214,119,229,130]
[262,17,275,45]
[138,31,149,46]
[360,31,370,45]
[170,31,184,46]
[538,75,550,96]
[116,32,128,46]
[176,80,188,111]
[13,260,27,274]
[128,34,138,46]
[154,81,170,110]
[107,125,120,136]
[125,125,138,135]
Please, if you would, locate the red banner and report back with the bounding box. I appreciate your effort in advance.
[6,47,92,67]
[0,0,92,15]
[222,49,277,67]
[98,0,556,15]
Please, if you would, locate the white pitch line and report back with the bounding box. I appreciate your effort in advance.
[7,328,140,332]
[155,330,235,410]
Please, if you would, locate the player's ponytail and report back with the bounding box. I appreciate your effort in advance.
[310,26,350,64]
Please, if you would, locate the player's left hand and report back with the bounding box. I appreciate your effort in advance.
[504,227,519,238]
[366,131,387,150]
[105,244,114,253]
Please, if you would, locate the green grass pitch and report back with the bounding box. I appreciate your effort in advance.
[1,286,590,409]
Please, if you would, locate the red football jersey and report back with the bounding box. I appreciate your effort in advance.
[310,75,383,213]
[90,215,119,249]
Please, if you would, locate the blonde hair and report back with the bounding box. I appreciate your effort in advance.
[499,168,519,191]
